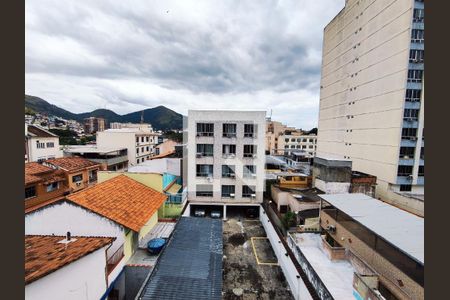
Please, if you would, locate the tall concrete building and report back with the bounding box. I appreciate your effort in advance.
[186,110,266,218]
[84,117,105,134]
[317,0,424,215]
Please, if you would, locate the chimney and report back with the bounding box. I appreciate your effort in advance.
[66,231,71,241]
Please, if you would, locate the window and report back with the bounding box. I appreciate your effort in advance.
[404,109,419,120]
[145,146,148,151]
[402,128,417,138]
[285,138,289,142]
[223,123,237,137]
[222,185,235,198]
[397,166,413,176]
[46,182,59,192]
[309,145,314,149]
[302,138,307,142]
[25,186,36,199]
[37,158,46,163]
[196,184,213,197]
[36,141,45,149]
[136,148,139,154]
[297,138,301,142]
[72,174,83,183]
[242,185,255,198]
[222,144,236,156]
[137,158,140,163]
[400,185,412,192]
[296,145,301,149]
[407,70,423,82]
[290,145,295,149]
[141,137,144,143]
[197,144,214,156]
[222,165,235,178]
[243,145,256,157]
[413,8,424,22]
[141,147,144,152]
[46,142,54,148]
[411,29,424,43]
[405,89,421,102]
[196,164,213,177]
[420,147,424,159]
[409,49,424,63]
[196,123,214,136]
[243,165,256,178]
[89,170,97,182]
[399,147,415,158]
[146,137,149,142]
[291,138,295,142]
[244,124,256,138]
[136,137,139,143]
[302,145,306,149]
[418,166,424,176]
[284,145,289,149]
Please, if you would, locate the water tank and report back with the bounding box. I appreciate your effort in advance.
[147,238,166,255]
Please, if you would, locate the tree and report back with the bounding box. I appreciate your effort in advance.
[282,211,296,229]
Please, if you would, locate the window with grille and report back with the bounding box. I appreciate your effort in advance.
[242,185,255,197]
[409,49,424,63]
[243,145,256,157]
[413,8,424,22]
[244,124,256,138]
[197,144,214,156]
[223,123,237,137]
[222,165,235,178]
[399,147,415,158]
[411,29,424,43]
[405,89,421,102]
[243,165,256,178]
[402,128,417,139]
[404,109,419,120]
[196,164,213,177]
[221,185,235,197]
[397,166,413,176]
[196,123,214,136]
[407,70,423,82]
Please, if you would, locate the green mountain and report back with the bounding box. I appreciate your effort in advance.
[25,94,183,130]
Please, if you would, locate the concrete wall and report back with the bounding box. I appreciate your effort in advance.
[25,201,125,259]
[320,209,423,299]
[260,211,313,300]
[314,179,350,194]
[138,213,158,241]
[124,266,152,300]
[25,246,108,300]
[27,136,62,162]
[187,110,266,204]
[98,171,163,192]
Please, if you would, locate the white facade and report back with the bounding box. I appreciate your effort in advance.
[96,128,159,166]
[317,0,424,213]
[25,246,109,300]
[187,110,266,205]
[25,124,62,162]
[278,134,317,156]
[128,157,181,176]
[25,202,125,260]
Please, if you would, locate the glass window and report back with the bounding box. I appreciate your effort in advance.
[25,186,36,198]
[136,137,139,143]
[397,166,413,176]
[222,144,236,155]
[402,128,417,138]
[222,165,235,178]
[46,142,54,148]
[407,70,423,82]
[244,124,256,138]
[222,185,235,197]
[418,166,424,176]
[196,164,213,177]
[405,89,421,102]
[146,137,149,142]
[243,165,256,178]
[243,145,256,157]
[399,147,415,158]
[197,144,214,156]
[196,184,213,197]
[196,123,214,136]
[89,170,97,182]
[413,8,424,22]
[242,185,255,198]
[223,123,237,137]
[411,29,424,43]
[72,174,83,182]
[404,109,420,119]
[141,137,144,142]
[400,185,412,192]
[409,49,424,63]
[46,182,59,192]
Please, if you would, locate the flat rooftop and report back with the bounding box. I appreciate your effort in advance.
[320,193,424,264]
[63,145,127,154]
[138,217,223,300]
[292,233,354,299]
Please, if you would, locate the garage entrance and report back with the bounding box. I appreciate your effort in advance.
[225,205,260,219]
[189,204,224,218]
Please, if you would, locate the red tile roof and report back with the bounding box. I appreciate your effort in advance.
[45,157,100,172]
[25,162,66,185]
[66,175,167,232]
[25,235,115,284]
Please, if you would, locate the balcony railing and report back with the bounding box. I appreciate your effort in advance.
[106,244,124,275]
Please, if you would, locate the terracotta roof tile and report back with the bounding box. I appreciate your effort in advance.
[67,175,167,232]
[45,157,100,172]
[25,235,115,284]
[25,162,66,185]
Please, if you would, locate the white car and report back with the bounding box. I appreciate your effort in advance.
[194,209,206,217]
[210,211,221,219]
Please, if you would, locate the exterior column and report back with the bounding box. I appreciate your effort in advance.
[223,205,227,220]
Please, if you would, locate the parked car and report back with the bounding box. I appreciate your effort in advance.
[245,208,257,219]
[210,210,221,219]
[194,209,206,217]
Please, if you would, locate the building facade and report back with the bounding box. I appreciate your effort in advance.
[63,145,128,171]
[316,0,424,215]
[25,124,62,162]
[96,127,160,166]
[186,110,266,217]
[265,120,303,154]
[83,117,105,134]
[277,134,317,156]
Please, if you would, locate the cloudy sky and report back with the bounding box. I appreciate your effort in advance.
[25,0,344,129]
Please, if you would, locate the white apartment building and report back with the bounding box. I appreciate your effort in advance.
[25,124,63,162]
[277,134,317,156]
[186,110,266,218]
[96,126,159,166]
[317,0,424,215]
[109,122,154,131]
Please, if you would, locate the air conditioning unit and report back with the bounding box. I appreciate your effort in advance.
[251,193,256,198]
[410,137,417,141]
[207,176,213,182]
[230,174,236,178]
[229,193,235,198]
[326,225,336,233]
[196,153,203,158]
[403,155,410,159]
[230,154,236,158]
[251,174,257,177]
[407,175,414,180]
[252,154,257,158]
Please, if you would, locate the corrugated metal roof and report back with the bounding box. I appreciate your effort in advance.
[320,193,424,264]
[139,217,223,300]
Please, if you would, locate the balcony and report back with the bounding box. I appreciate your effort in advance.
[88,155,128,166]
[106,244,124,275]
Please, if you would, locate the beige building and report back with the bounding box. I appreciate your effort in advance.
[84,117,105,134]
[265,120,304,154]
[277,134,317,156]
[317,0,424,215]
